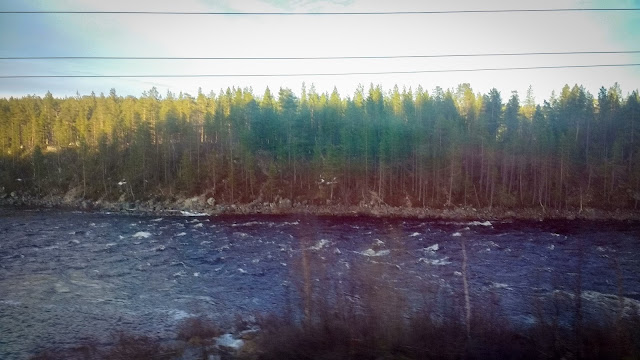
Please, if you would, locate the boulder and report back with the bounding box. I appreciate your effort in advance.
[278,198,291,208]
[62,187,83,205]
[183,195,206,210]
[216,333,244,354]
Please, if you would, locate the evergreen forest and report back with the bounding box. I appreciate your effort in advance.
[1,83,640,211]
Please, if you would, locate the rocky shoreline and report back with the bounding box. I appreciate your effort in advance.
[1,189,639,221]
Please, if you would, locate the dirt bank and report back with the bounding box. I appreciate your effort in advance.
[2,188,639,221]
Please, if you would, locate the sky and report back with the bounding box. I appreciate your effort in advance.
[1,0,639,102]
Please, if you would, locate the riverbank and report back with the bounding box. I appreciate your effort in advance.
[2,189,639,221]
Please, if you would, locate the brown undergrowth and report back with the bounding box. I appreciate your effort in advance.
[240,239,640,360]
[28,235,640,360]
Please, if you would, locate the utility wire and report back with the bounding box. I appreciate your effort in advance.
[1,63,639,79]
[1,8,639,15]
[2,50,639,61]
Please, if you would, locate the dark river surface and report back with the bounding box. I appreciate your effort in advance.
[1,208,640,359]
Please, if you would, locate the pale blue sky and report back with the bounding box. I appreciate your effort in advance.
[1,0,639,100]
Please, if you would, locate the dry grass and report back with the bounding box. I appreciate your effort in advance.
[239,243,640,360]
[242,290,640,360]
[176,317,222,344]
[28,295,640,360]
[30,332,179,360]
[28,239,640,360]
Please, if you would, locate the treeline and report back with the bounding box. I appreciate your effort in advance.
[1,83,639,210]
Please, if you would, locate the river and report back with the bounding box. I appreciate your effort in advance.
[1,208,639,359]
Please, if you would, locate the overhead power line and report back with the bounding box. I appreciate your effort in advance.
[2,50,640,61]
[1,63,639,79]
[1,8,639,15]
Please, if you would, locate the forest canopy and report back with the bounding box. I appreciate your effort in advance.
[1,83,639,210]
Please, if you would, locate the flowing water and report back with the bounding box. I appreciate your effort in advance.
[1,208,639,359]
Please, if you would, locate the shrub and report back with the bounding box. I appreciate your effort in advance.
[176,317,222,344]
[103,332,177,360]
